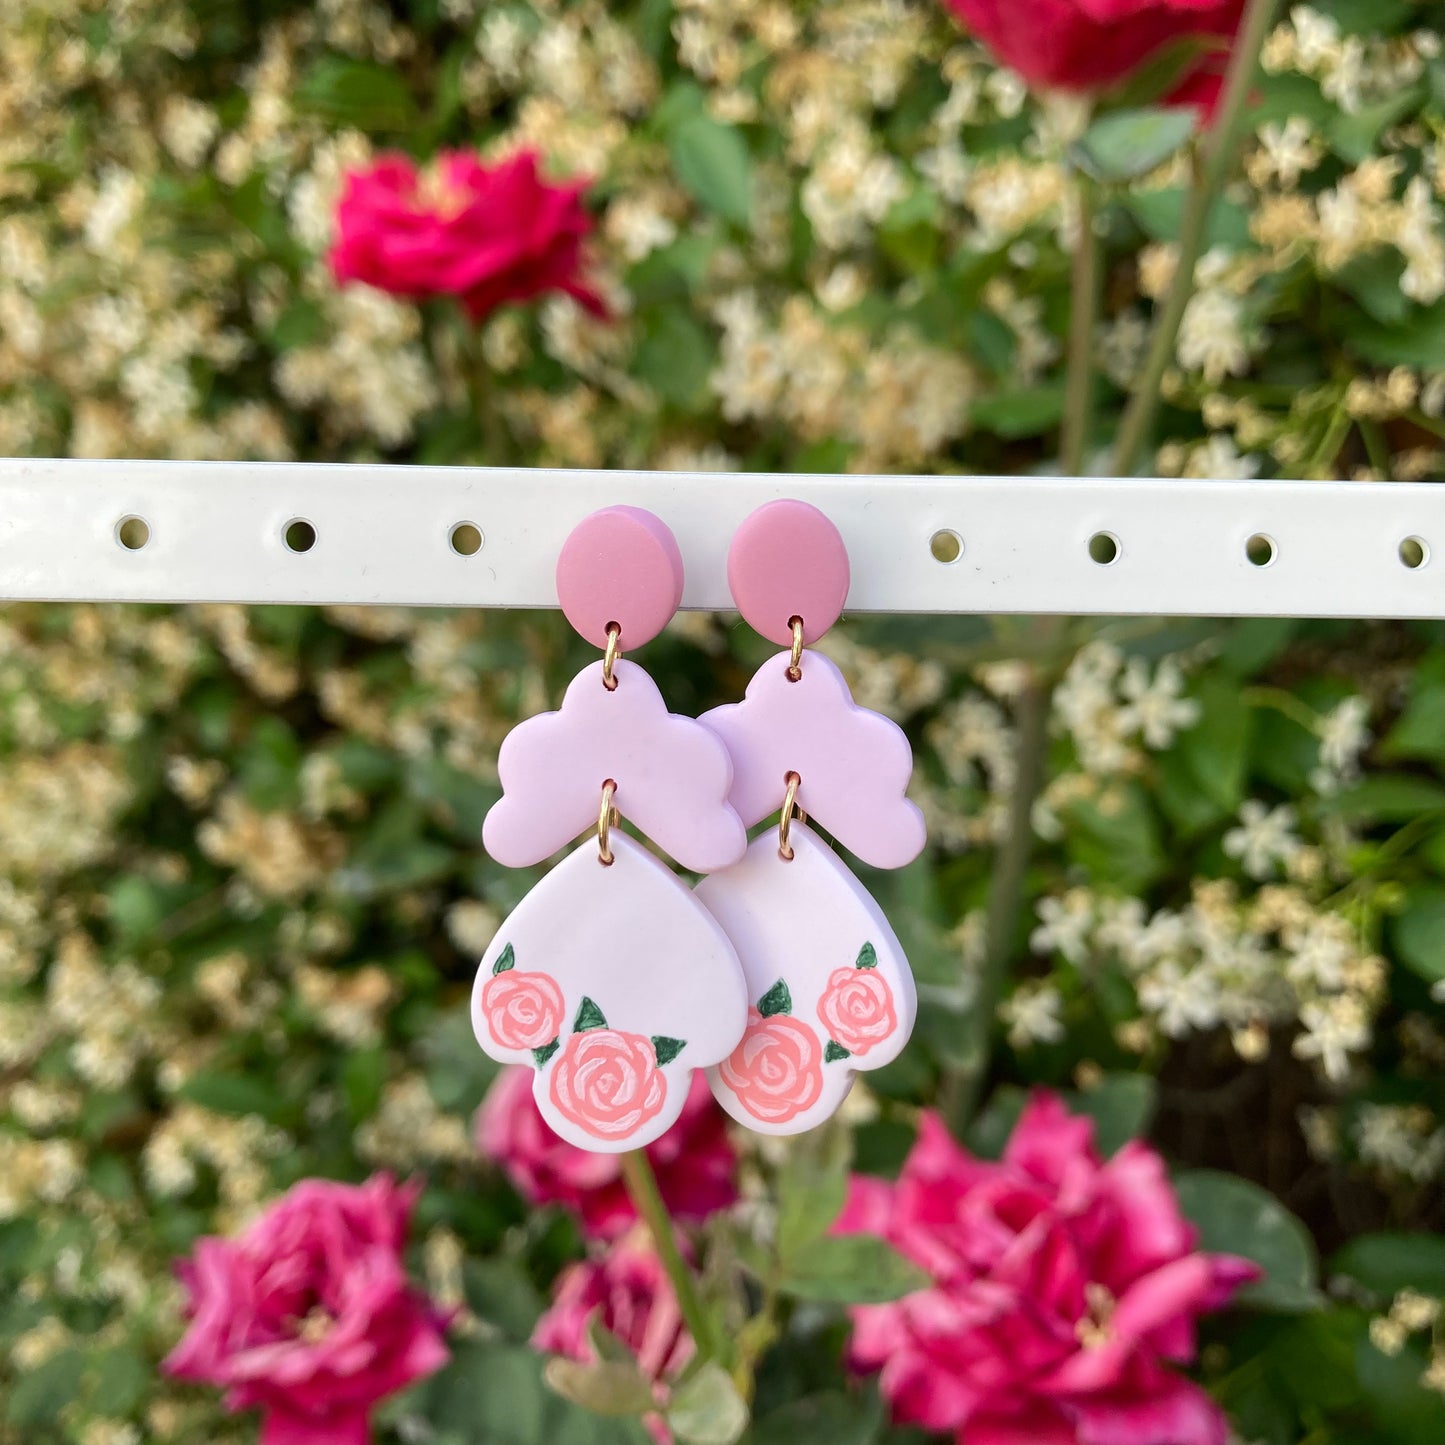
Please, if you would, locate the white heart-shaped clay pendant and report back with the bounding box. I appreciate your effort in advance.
[698,822,917,1135]
[472,833,748,1153]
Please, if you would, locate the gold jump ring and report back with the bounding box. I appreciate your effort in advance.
[598,779,618,865]
[787,616,804,682]
[778,771,803,861]
[602,623,621,691]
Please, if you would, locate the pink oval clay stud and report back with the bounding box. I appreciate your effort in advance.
[728,499,850,647]
[556,506,685,651]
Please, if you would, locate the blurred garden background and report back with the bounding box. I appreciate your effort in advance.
[3,2,1445,1444]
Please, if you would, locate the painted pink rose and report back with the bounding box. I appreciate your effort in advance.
[476,1066,738,1239]
[329,149,605,323]
[549,1029,668,1141]
[479,969,564,1052]
[817,966,897,1056]
[717,1009,824,1124]
[164,1175,451,1445]
[837,1093,1261,1445]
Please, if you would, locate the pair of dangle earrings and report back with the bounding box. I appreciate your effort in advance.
[472,500,926,1153]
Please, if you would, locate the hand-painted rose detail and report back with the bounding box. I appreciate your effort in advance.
[717,1009,824,1125]
[549,1030,668,1141]
[817,966,896,1057]
[480,970,564,1052]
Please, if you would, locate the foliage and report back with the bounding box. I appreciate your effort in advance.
[0,2,1444,1444]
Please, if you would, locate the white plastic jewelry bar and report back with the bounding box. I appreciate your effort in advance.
[1,457,1442,618]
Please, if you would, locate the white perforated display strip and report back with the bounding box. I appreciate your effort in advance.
[1,457,1443,618]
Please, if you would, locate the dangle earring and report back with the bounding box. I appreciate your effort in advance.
[474,506,750,1153]
[698,500,925,1135]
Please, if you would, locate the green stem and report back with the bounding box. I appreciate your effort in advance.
[620,1150,719,1362]
[1110,0,1282,476]
[1062,179,1101,476]
[941,655,1057,1130]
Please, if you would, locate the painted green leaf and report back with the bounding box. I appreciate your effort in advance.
[532,1038,560,1068]
[492,943,515,975]
[856,942,877,970]
[573,996,608,1032]
[652,1035,687,1066]
[824,1040,851,1063]
[757,979,792,1017]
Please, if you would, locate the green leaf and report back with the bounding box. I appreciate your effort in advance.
[1174,1170,1322,1312]
[1349,300,1445,369]
[1071,106,1197,183]
[1327,86,1424,165]
[1124,188,1251,250]
[1330,1232,1445,1300]
[777,1235,930,1305]
[533,1038,561,1067]
[652,1035,687,1066]
[669,113,752,226]
[574,996,608,1032]
[544,1356,656,1418]
[177,1070,288,1121]
[757,979,792,1017]
[1072,1073,1157,1156]
[295,57,419,131]
[1320,775,1445,823]
[493,943,516,975]
[856,942,877,970]
[665,1362,749,1445]
[1382,679,1445,763]
[968,385,1066,439]
[824,1040,851,1063]
[748,1392,885,1445]
[635,309,716,408]
[463,1258,545,1342]
[1392,888,1445,985]
[5,1348,81,1426]
[775,1125,852,1259]
[89,1344,149,1416]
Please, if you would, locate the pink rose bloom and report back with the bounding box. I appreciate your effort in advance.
[533,1233,695,1383]
[534,1232,694,1441]
[164,1175,451,1445]
[476,1066,739,1239]
[838,1094,1259,1445]
[817,966,897,1056]
[329,149,605,323]
[942,0,1245,115]
[479,969,564,1052]
[549,1029,668,1141]
[717,1008,824,1124]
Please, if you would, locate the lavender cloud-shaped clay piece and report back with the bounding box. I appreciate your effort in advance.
[700,651,926,870]
[483,659,747,873]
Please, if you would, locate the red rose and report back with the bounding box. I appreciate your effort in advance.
[329,149,605,323]
[942,0,1246,110]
